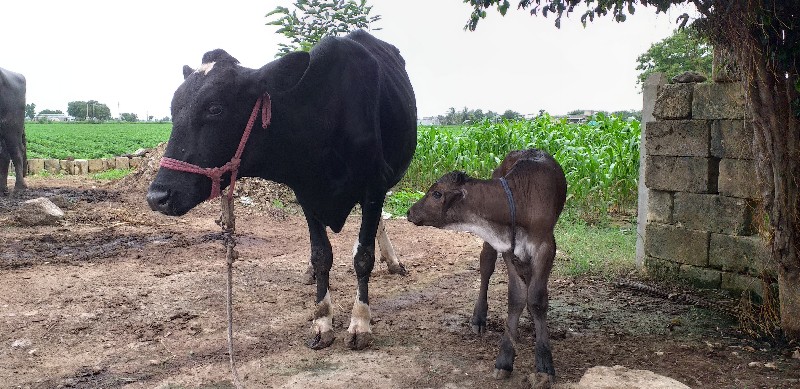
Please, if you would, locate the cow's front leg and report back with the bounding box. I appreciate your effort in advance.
[471,241,497,334]
[304,211,336,349]
[346,196,382,350]
[494,252,529,379]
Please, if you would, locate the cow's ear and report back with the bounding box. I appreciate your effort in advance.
[182,65,193,79]
[255,51,310,93]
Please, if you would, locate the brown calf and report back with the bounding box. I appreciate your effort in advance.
[407,149,567,384]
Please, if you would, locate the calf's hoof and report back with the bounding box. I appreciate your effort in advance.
[528,372,553,389]
[493,368,512,380]
[346,331,373,350]
[307,330,335,350]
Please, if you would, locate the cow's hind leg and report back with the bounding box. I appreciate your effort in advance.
[0,155,10,196]
[527,236,557,386]
[346,194,383,350]
[304,210,336,350]
[494,252,528,379]
[11,145,26,191]
[377,218,406,275]
[471,242,497,334]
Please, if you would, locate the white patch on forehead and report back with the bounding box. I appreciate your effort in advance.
[196,62,216,75]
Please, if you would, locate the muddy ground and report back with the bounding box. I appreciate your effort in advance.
[1,173,799,389]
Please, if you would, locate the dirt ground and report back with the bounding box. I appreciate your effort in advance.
[1,172,799,389]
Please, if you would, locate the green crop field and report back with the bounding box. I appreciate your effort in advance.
[23,116,640,276]
[25,122,171,160]
[397,113,641,222]
[25,115,640,222]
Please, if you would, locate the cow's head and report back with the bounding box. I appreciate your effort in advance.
[147,49,309,216]
[406,171,471,228]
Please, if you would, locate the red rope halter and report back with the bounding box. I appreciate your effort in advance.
[159,93,272,201]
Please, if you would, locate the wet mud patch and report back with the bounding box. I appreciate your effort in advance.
[0,230,182,269]
[0,186,118,213]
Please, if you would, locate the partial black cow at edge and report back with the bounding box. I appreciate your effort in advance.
[146,30,417,350]
[407,149,567,387]
[0,67,27,195]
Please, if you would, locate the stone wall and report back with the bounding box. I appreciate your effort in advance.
[640,75,773,298]
[26,155,145,175]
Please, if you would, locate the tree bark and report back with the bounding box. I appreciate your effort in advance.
[723,2,800,341]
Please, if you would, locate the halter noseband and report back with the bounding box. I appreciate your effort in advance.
[159,93,272,201]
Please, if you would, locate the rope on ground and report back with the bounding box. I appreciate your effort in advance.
[613,279,737,317]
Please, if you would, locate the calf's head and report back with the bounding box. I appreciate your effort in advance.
[407,171,471,228]
[146,49,309,216]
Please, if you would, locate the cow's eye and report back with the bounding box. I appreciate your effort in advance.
[208,105,223,116]
[432,191,442,199]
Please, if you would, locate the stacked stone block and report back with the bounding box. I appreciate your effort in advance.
[26,155,144,175]
[643,79,772,298]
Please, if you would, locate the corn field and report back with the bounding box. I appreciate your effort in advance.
[397,113,641,221]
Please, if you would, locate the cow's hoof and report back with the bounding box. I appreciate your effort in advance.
[528,372,553,389]
[346,331,373,350]
[307,330,335,349]
[387,262,407,276]
[493,368,512,380]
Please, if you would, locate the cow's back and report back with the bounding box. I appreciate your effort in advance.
[343,31,417,188]
[0,67,26,131]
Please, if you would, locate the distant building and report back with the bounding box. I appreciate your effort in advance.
[417,116,440,125]
[34,113,74,122]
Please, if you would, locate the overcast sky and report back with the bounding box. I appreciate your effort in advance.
[1,1,693,120]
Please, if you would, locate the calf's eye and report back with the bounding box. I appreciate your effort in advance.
[432,191,442,199]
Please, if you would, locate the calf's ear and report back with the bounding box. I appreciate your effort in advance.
[442,188,466,212]
[182,65,193,79]
[253,51,310,94]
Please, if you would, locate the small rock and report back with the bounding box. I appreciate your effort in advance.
[672,71,707,83]
[11,338,32,349]
[764,362,778,369]
[748,362,762,368]
[792,349,800,360]
[14,197,64,226]
[575,365,689,389]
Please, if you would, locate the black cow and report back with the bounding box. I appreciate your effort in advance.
[0,67,27,195]
[147,30,417,350]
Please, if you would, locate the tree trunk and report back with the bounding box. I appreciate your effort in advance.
[716,1,800,341]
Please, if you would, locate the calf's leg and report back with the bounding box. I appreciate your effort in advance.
[494,252,528,379]
[528,236,557,383]
[305,210,336,350]
[471,242,497,334]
